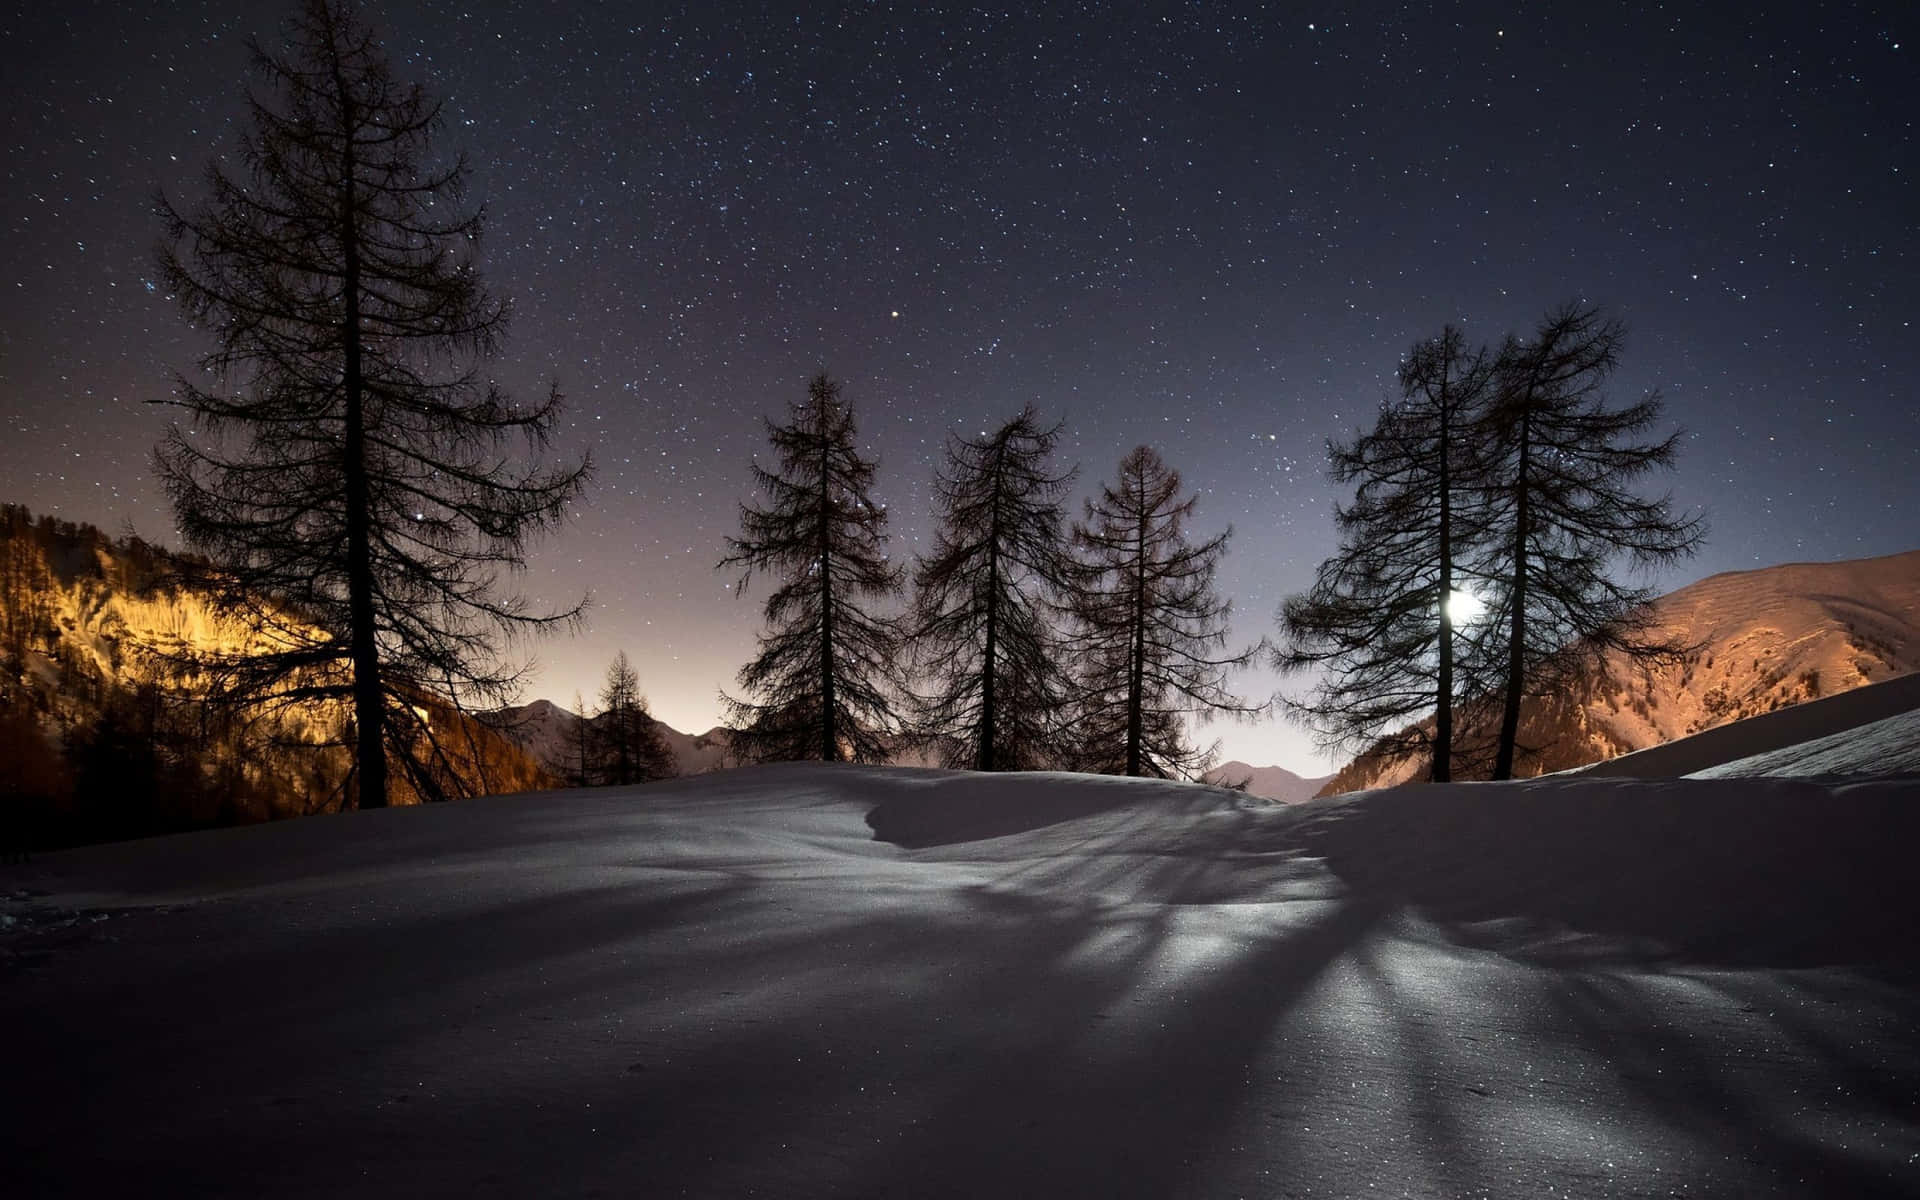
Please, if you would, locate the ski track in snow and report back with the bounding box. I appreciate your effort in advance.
[4,761,1919,1198]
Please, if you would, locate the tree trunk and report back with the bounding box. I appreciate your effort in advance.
[336,80,386,809]
[977,446,1004,772]
[1433,371,1454,784]
[1493,413,1530,781]
[1125,497,1147,777]
[818,437,837,763]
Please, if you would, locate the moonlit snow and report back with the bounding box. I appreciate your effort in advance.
[5,687,1919,1197]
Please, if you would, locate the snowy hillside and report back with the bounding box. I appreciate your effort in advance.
[7,731,1919,1195]
[1698,702,1920,779]
[1577,669,1920,779]
[1324,549,1920,793]
[1592,549,1920,743]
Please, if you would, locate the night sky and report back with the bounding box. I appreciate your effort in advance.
[2,2,1913,773]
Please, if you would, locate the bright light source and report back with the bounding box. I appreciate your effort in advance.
[1446,588,1485,624]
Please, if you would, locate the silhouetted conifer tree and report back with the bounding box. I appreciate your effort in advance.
[1066,446,1259,778]
[1278,327,1498,781]
[720,373,903,763]
[556,690,596,788]
[595,651,676,784]
[907,407,1077,771]
[1480,304,1706,778]
[154,0,587,808]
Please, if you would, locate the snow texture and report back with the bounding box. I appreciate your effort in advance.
[4,752,1918,1196]
[1577,669,1920,779]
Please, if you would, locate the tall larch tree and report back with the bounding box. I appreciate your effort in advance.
[153,0,588,809]
[1480,303,1707,779]
[908,407,1077,771]
[595,650,677,785]
[1066,446,1260,778]
[1277,326,1498,781]
[720,373,904,764]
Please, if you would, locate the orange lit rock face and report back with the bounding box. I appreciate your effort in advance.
[1323,549,1920,793]
[1,515,550,815]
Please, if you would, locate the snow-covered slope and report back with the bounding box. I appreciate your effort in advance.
[1577,669,1920,779]
[6,752,1918,1197]
[1697,704,1920,779]
[1325,549,1920,792]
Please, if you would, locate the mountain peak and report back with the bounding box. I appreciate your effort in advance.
[1321,548,1920,794]
[1202,760,1332,804]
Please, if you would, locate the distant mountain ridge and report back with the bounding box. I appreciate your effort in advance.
[483,698,733,778]
[1201,761,1334,804]
[485,698,1329,801]
[1321,549,1920,794]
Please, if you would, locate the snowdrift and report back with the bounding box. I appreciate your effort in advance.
[5,759,1918,1198]
[864,768,1254,848]
[1576,669,1920,779]
[1298,775,1919,967]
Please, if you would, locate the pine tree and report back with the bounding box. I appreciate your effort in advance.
[153,0,587,808]
[720,373,903,764]
[907,407,1077,771]
[1480,304,1707,779]
[595,651,676,785]
[1066,446,1259,778]
[1278,326,1498,781]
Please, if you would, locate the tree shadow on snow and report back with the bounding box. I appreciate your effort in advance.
[1297,776,1920,972]
[13,771,1920,1198]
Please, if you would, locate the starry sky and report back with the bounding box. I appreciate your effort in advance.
[2,1,1914,774]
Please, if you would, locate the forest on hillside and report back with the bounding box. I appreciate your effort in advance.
[0,506,547,850]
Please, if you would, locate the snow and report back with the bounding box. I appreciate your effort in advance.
[5,758,1919,1197]
[1694,704,1920,779]
[1576,669,1920,779]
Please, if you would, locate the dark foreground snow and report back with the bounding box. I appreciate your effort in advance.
[5,763,1919,1198]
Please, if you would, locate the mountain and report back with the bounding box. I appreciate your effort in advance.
[1202,760,1333,804]
[485,701,1296,788]
[0,505,550,845]
[483,698,733,778]
[1321,549,1920,794]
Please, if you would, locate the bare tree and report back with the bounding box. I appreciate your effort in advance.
[1278,327,1498,781]
[720,373,904,764]
[1066,446,1260,778]
[1480,304,1707,778]
[908,407,1077,771]
[153,0,587,808]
